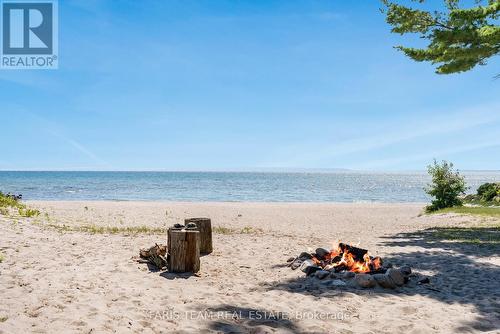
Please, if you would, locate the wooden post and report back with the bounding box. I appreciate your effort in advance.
[184,218,213,254]
[167,226,184,256]
[168,229,200,273]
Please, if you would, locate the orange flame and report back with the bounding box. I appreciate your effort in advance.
[312,243,383,273]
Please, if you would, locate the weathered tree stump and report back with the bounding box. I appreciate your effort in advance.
[168,229,200,273]
[167,225,184,256]
[184,218,213,254]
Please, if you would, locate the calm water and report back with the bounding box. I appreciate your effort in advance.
[0,171,499,202]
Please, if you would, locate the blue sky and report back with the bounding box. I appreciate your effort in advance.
[1,0,499,171]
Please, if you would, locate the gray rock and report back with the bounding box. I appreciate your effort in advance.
[329,271,340,279]
[300,259,315,272]
[329,279,347,287]
[418,277,430,284]
[340,271,355,280]
[315,270,330,280]
[354,274,376,288]
[185,222,197,229]
[386,268,405,286]
[373,273,396,289]
[399,265,412,277]
[298,252,313,261]
[290,259,302,270]
[305,266,321,276]
[300,260,321,276]
[315,248,330,259]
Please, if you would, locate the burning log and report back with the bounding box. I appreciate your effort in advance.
[168,228,200,273]
[185,218,213,254]
[338,243,367,262]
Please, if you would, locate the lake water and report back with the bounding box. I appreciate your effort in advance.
[0,171,498,202]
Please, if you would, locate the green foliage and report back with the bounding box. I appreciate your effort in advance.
[17,207,41,218]
[425,160,467,212]
[0,252,4,263]
[0,191,21,209]
[0,191,40,217]
[382,0,500,74]
[463,182,500,204]
[476,182,500,201]
[432,205,500,217]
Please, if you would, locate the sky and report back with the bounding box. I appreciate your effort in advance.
[0,0,499,171]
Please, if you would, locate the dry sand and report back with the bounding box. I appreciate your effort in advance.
[0,201,499,333]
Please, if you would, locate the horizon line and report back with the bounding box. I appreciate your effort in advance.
[1,168,499,173]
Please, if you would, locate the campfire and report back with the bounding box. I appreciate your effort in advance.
[288,243,412,289]
[311,243,384,273]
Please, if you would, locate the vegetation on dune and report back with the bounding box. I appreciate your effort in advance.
[418,223,500,245]
[213,225,264,235]
[43,223,166,235]
[0,192,40,218]
[0,191,165,235]
[425,160,467,212]
[433,206,500,217]
[464,182,500,205]
[382,0,500,75]
[424,160,499,217]
[0,252,4,263]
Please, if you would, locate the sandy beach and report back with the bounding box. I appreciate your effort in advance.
[0,201,499,333]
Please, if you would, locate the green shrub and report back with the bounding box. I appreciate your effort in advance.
[476,183,500,202]
[425,160,467,212]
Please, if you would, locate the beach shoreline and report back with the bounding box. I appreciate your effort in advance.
[1,201,499,333]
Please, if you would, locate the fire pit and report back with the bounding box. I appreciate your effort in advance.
[288,243,412,289]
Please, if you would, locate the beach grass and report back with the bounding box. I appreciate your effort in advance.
[422,223,500,245]
[213,225,264,235]
[0,192,40,218]
[213,226,234,234]
[0,252,4,263]
[44,223,166,235]
[432,206,500,218]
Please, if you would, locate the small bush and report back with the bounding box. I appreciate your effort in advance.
[476,183,500,202]
[425,160,467,212]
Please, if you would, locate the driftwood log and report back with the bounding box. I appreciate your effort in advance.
[184,218,213,254]
[139,243,167,269]
[168,229,200,273]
